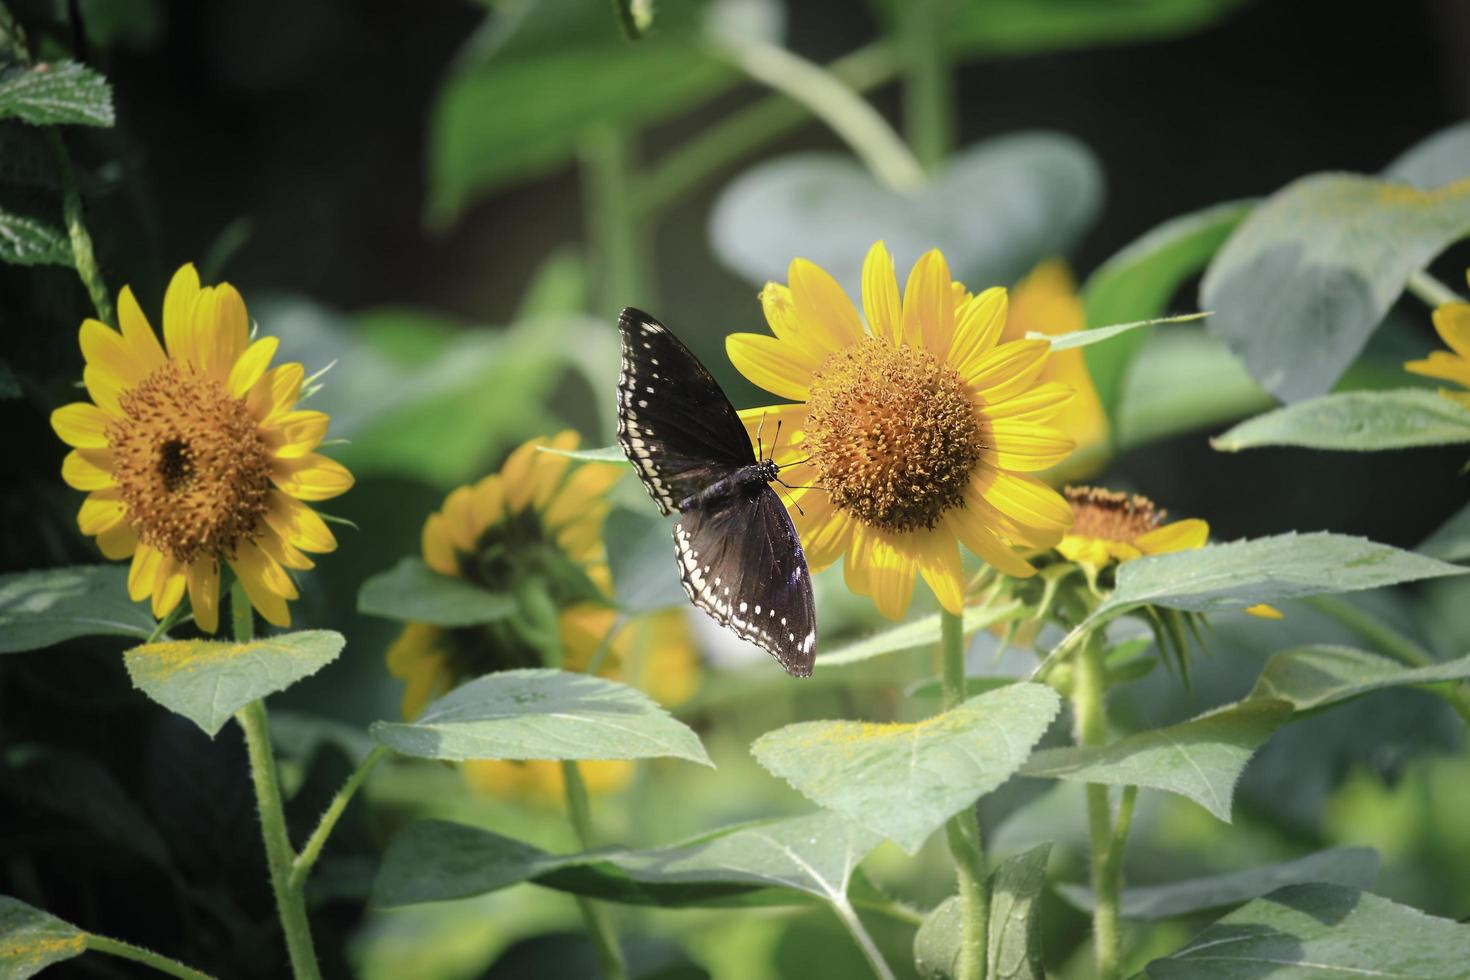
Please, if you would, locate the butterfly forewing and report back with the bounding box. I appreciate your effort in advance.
[674,486,816,677]
[616,308,754,515]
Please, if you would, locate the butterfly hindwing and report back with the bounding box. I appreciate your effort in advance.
[674,484,816,677]
[617,307,754,515]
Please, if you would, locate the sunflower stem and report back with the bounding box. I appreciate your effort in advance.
[84,933,215,980]
[715,36,925,193]
[1406,269,1466,310]
[940,607,989,980]
[580,123,650,319]
[899,0,953,171]
[231,584,322,980]
[561,760,628,980]
[289,746,389,893]
[1074,629,1123,980]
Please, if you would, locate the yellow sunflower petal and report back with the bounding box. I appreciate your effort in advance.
[228,336,279,398]
[861,241,902,344]
[1135,518,1209,555]
[559,603,619,672]
[543,463,620,530]
[1056,534,1124,567]
[727,332,813,401]
[152,560,187,619]
[862,531,918,620]
[989,422,1076,472]
[793,493,851,571]
[116,285,167,369]
[1405,350,1470,387]
[78,489,127,535]
[272,453,354,502]
[228,545,294,626]
[263,491,337,553]
[198,282,250,380]
[96,521,137,560]
[470,474,506,535]
[162,266,204,367]
[258,527,315,571]
[83,364,125,415]
[422,513,459,575]
[52,402,114,447]
[499,436,544,513]
[759,282,833,366]
[265,409,329,459]
[738,404,809,465]
[980,381,1075,424]
[948,287,1008,375]
[788,257,865,351]
[62,449,115,491]
[128,544,163,602]
[944,506,1037,578]
[187,558,220,634]
[968,469,1072,541]
[1245,603,1284,620]
[440,485,480,553]
[1432,303,1470,359]
[914,531,965,616]
[247,363,305,421]
[80,319,150,389]
[963,338,1051,400]
[900,249,955,355]
[529,431,579,510]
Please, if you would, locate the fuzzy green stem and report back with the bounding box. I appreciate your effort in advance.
[716,37,925,192]
[1406,269,1466,310]
[940,608,989,980]
[899,0,953,171]
[580,123,649,317]
[1075,631,1121,980]
[561,760,628,980]
[289,746,389,892]
[232,584,321,980]
[84,934,215,980]
[631,43,898,218]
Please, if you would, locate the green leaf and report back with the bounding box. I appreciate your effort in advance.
[1212,389,1470,452]
[0,206,70,267]
[0,61,114,127]
[1383,120,1470,189]
[936,0,1248,56]
[1021,699,1293,821]
[752,683,1060,853]
[1032,312,1207,351]
[537,444,628,463]
[427,0,734,226]
[1420,500,1470,562]
[1247,645,1470,713]
[358,557,517,627]
[0,896,86,979]
[1141,884,1470,978]
[1200,173,1470,402]
[1113,328,1273,449]
[711,133,1101,298]
[818,601,1025,667]
[1058,847,1378,920]
[913,843,1052,980]
[1080,200,1253,423]
[123,631,345,737]
[604,508,684,614]
[0,566,156,653]
[373,810,882,909]
[370,668,712,766]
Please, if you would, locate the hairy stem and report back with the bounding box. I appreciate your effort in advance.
[84,934,215,980]
[289,746,389,892]
[580,123,649,317]
[940,607,989,980]
[561,760,628,980]
[1406,269,1466,309]
[900,0,953,171]
[1075,631,1121,980]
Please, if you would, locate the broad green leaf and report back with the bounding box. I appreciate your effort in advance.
[1200,173,1470,402]
[0,566,156,653]
[913,843,1052,980]
[1212,389,1470,452]
[1113,328,1272,449]
[1058,846,1378,920]
[1247,645,1470,712]
[370,668,712,766]
[1383,120,1470,189]
[0,61,114,127]
[711,133,1102,299]
[1420,500,1470,562]
[1068,533,1468,641]
[1080,200,1254,423]
[123,631,345,737]
[538,444,628,463]
[1031,312,1206,351]
[940,0,1246,56]
[1141,884,1470,978]
[1021,699,1293,821]
[0,207,70,267]
[604,508,684,614]
[374,810,882,909]
[817,601,1025,667]
[0,896,86,979]
[358,557,516,627]
[752,683,1060,853]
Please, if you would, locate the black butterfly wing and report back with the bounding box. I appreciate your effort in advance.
[674,484,817,677]
[616,307,755,515]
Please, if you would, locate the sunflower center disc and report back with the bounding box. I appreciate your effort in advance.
[805,336,982,533]
[1064,485,1162,543]
[108,362,273,563]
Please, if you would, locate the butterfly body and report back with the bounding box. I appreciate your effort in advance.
[615,307,817,677]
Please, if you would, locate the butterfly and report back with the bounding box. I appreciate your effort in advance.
[615,307,817,677]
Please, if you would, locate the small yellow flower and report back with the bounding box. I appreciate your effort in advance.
[385,431,699,802]
[726,242,1076,620]
[999,261,1109,478]
[50,264,351,632]
[1404,269,1470,409]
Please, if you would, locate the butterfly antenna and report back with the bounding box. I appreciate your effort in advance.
[755,411,768,460]
[775,481,806,517]
[773,418,783,461]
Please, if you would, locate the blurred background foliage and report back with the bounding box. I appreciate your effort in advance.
[3,0,1470,977]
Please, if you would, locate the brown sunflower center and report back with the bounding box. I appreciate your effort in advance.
[1064,486,1162,543]
[805,336,983,533]
[108,362,273,564]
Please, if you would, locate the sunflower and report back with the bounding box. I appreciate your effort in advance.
[725,242,1075,620]
[385,431,698,801]
[1404,269,1470,409]
[50,264,351,633]
[999,260,1109,478]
